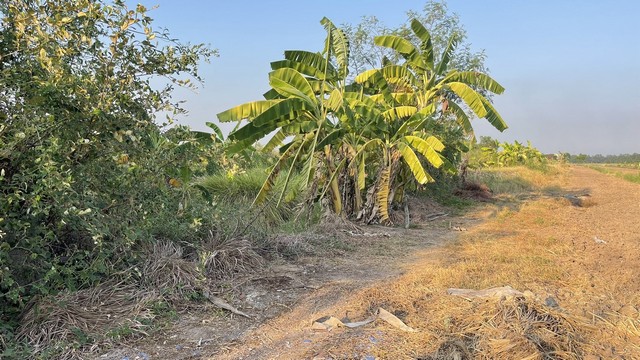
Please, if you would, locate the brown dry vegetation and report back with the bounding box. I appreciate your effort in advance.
[74,165,640,359]
[211,165,640,360]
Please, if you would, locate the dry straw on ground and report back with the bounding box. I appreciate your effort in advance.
[201,230,263,280]
[17,280,158,360]
[462,296,582,359]
[141,240,202,300]
[217,166,639,359]
[15,235,265,358]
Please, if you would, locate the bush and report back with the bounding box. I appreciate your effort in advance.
[0,0,217,353]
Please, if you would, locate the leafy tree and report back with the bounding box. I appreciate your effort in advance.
[497,141,544,167]
[403,1,488,74]
[0,0,214,342]
[343,0,489,80]
[341,16,393,80]
[357,19,506,135]
[343,2,504,184]
[567,153,640,164]
[471,139,545,168]
[350,18,506,221]
[217,18,445,223]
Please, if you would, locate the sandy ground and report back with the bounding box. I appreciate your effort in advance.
[99,166,640,359]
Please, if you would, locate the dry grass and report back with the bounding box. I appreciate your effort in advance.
[13,235,269,359]
[335,221,587,358]
[415,296,583,360]
[245,165,639,359]
[469,165,567,197]
[141,240,202,300]
[17,281,158,360]
[0,332,6,355]
[468,296,582,359]
[201,231,263,280]
[264,233,324,258]
[454,181,494,202]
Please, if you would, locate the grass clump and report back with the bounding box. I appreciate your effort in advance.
[200,230,263,280]
[421,177,476,210]
[141,241,202,301]
[196,167,309,228]
[468,168,533,195]
[196,167,268,202]
[15,281,158,360]
[466,165,566,197]
[622,172,640,184]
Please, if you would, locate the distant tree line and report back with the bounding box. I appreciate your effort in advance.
[564,153,640,164]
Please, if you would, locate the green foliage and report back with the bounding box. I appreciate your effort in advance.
[0,1,509,354]
[470,137,545,168]
[218,16,505,225]
[198,167,270,202]
[420,177,474,210]
[196,164,306,227]
[588,166,640,184]
[0,0,216,350]
[568,153,640,165]
[621,172,640,184]
[497,141,544,167]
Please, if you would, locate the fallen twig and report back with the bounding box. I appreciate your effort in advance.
[202,290,252,318]
[426,212,449,221]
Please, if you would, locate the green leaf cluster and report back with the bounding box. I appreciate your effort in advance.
[471,137,546,168]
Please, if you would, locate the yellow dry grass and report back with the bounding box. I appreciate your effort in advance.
[217,165,640,359]
[346,165,639,359]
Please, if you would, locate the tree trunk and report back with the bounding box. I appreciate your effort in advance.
[403,197,410,229]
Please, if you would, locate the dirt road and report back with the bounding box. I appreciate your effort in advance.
[212,166,640,359]
[99,166,640,359]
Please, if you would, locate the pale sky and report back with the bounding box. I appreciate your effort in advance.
[136,0,640,155]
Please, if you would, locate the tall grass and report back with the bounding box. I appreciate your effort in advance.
[197,167,268,202]
[622,173,640,184]
[195,167,309,229]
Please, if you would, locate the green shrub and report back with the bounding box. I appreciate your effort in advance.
[0,0,217,352]
[469,137,546,168]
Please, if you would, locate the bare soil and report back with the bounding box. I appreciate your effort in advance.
[98,166,640,359]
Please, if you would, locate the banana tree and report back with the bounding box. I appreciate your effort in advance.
[215,18,502,225]
[355,113,446,224]
[216,18,351,213]
[343,19,508,223]
[357,19,507,137]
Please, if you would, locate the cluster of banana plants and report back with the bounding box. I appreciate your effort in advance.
[497,140,545,167]
[478,140,545,167]
[217,18,507,224]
